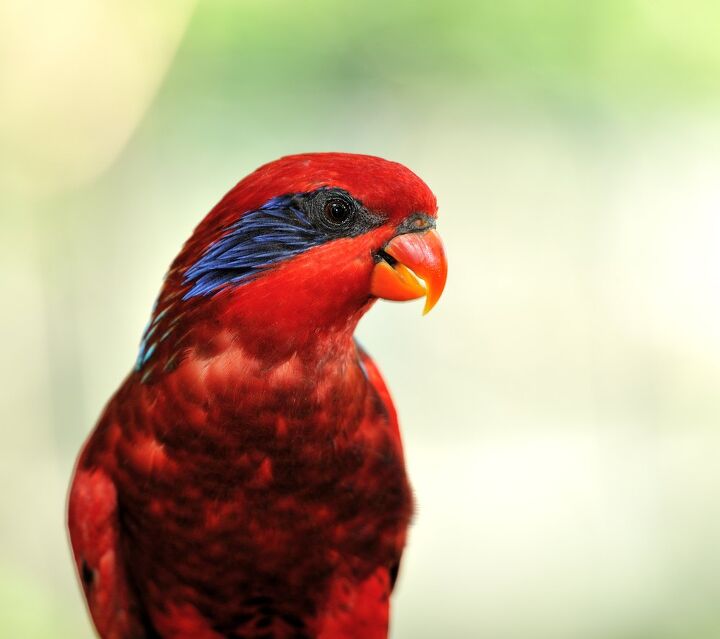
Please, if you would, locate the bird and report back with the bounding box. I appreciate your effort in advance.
[67,152,447,639]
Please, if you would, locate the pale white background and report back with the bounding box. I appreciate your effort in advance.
[2,2,719,637]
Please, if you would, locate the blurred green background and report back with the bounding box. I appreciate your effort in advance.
[2,0,720,637]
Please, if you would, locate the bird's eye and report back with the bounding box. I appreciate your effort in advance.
[307,189,365,234]
[323,197,353,226]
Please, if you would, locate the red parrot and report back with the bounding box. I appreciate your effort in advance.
[68,152,447,639]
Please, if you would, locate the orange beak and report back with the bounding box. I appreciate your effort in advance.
[370,229,448,314]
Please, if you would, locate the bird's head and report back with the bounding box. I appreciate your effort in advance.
[138,153,447,372]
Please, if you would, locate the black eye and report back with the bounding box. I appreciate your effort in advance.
[305,188,372,236]
[323,197,353,226]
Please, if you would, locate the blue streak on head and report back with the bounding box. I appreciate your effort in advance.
[182,194,325,300]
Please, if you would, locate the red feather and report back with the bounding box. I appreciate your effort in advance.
[68,153,438,638]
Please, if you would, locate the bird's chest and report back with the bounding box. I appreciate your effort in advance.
[118,393,412,603]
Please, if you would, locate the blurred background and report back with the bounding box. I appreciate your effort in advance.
[2,1,720,637]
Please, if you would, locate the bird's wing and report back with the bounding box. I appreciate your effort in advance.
[356,343,406,593]
[356,343,402,445]
[68,464,157,639]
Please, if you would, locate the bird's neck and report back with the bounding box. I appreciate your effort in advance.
[148,318,368,430]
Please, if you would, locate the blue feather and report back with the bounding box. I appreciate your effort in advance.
[182,194,331,300]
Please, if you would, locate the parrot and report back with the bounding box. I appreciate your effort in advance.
[67,152,447,639]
